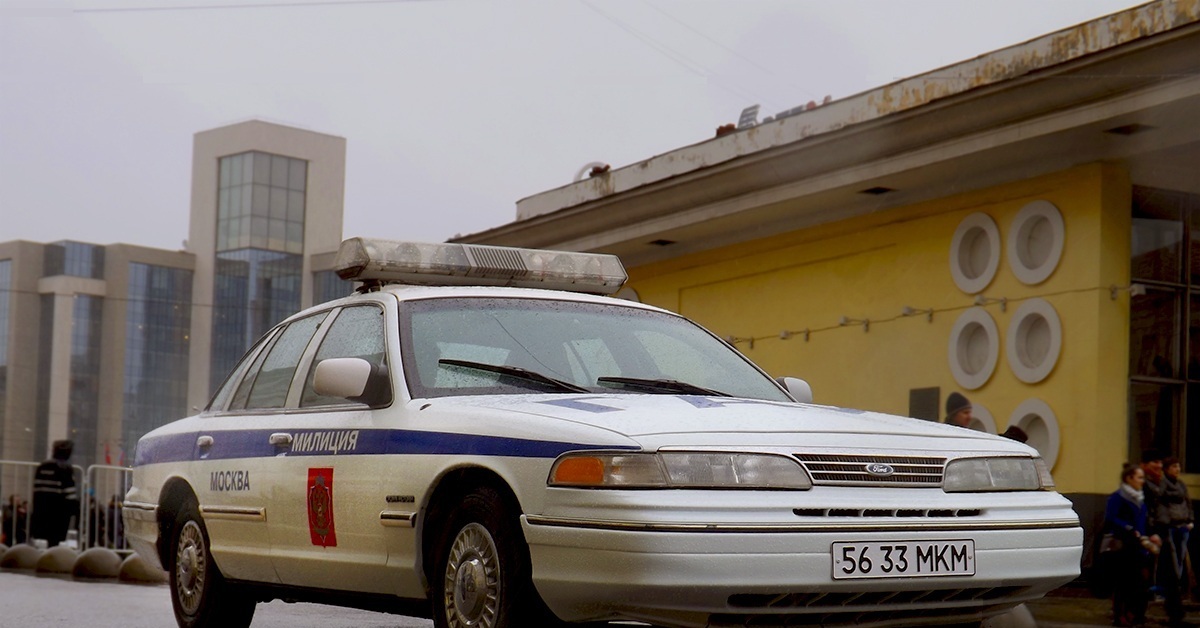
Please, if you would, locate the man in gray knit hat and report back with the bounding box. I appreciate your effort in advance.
[945,392,973,428]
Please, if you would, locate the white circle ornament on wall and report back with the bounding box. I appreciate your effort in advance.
[1007,200,1064,285]
[949,213,1001,294]
[1006,298,1062,384]
[948,307,1000,390]
[967,403,997,435]
[1009,399,1061,469]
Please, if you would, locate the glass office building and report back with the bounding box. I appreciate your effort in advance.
[0,120,348,466]
[122,263,193,460]
[210,151,307,384]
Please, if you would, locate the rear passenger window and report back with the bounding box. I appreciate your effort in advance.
[242,313,327,409]
[301,305,388,407]
[210,327,279,412]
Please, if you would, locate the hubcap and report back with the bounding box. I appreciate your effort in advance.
[175,520,206,616]
[443,523,500,627]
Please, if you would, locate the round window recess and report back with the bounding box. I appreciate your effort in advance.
[613,286,641,302]
[1009,399,1061,469]
[967,403,997,435]
[1006,298,1062,384]
[948,307,1000,391]
[1007,200,1064,285]
[949,213,1001,294]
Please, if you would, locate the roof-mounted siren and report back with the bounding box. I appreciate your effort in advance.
[333,237,628,295]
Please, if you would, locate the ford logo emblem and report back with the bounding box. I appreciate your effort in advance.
[866,463,894,477]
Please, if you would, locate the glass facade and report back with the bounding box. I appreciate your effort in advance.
[0,260,9,446]
[68,295,103,469]
[123,263,193,459]
[210,151,308,392]
[43,241,105,279]
[217,151,307,254]
[313,269,353,305]
[34,294,54,461]
[211,250,303,388]
[1129,186,1200,471]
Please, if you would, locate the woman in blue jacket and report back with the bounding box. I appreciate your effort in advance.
[1104,463,1162,627]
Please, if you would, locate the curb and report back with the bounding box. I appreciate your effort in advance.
[0,544,166,584]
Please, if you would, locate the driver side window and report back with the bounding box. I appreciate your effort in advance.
[301,305,390,407]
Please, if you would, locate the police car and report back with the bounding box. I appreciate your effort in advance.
[124,237,1082,628]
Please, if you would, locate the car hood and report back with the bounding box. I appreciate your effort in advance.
[421,394,1032,454]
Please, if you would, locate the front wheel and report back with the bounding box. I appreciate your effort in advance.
[431,486,562,628]
[168,500,255,628]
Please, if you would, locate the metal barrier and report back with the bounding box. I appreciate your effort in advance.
[0,460,38,547]
[81,465,132,551]
[1,459,131,551]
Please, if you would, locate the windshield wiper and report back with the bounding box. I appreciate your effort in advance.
[596,376,732,397]
[438,359,590,394]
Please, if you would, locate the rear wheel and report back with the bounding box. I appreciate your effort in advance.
[431,486,563,628]
[168,500,255,628]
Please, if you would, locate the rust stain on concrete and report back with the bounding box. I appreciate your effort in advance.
[863,0,1200,117]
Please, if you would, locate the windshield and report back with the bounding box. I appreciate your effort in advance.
[399,297,790,402]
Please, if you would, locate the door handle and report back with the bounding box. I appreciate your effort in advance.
[197,435,214,449]
[269,433,293,448]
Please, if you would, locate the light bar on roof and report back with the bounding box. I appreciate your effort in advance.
[334,237,628,295]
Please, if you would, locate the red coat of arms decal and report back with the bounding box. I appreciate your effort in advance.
[307,467,337,547]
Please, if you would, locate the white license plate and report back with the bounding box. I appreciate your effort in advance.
[831,540,975,579]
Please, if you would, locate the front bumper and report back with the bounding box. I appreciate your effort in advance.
[122,500,163,571]
[522,488,1082,627]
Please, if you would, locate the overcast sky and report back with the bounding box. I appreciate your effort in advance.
[0,0,1146,251]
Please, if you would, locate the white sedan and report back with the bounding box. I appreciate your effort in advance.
[125,238,1081,628]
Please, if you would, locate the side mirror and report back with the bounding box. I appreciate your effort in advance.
[314,357,391,407]
[775,377,813,404]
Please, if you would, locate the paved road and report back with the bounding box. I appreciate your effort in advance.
[0,571,434,628]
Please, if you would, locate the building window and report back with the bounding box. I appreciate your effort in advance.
[1129,186,1200,471]
[313,269,352,305]
[43,241,105,279]
[0,260,10,445]
[217,151,307,254]
[68,295,103,469]
[34,294,54,460]
[123,263,193,463]
[210,249,302,389]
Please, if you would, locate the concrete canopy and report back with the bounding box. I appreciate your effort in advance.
[454,0,1200,269]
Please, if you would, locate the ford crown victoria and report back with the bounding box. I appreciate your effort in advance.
[124,237,1082,628]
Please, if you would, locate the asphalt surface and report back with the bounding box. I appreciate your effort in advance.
[1027,585,1200,627]
[0,570,433,628]
[3,566,1195,627]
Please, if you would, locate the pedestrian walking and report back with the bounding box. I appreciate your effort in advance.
[30,440,79,547]
[1103,462,1161,627]
[1159,456,1194,625]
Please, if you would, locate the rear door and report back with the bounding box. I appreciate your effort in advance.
[195,312,326,583]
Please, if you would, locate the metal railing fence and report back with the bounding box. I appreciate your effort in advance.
[1,460,130,551]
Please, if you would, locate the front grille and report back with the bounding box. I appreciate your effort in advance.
[710,603,1014,627]
[714,586,1030,627]
[793,508,982,518]
[728,586,1028,609]
[795,453,946,487]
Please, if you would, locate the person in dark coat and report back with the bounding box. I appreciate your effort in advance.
[1105,462,1161,627]
[1158,456,1193,626]
[30,440,79,547]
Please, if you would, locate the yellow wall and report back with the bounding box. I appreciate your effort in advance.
[628,163,1132,495]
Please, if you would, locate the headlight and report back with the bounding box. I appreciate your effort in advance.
[549,452,813,489]
[943,456,1044,492]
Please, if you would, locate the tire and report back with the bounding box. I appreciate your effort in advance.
[431,486,563,628]
[168,500,256,628]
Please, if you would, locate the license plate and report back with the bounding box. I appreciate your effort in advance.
[831,540,975,579]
